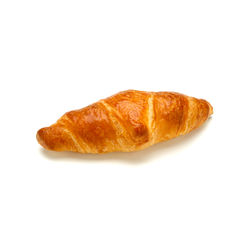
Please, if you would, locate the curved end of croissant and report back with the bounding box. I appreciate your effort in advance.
[36,125,77,152]
[199,98,213,118]
[207,101,213,117]
[36,126,61,151]
[37,127,50,150]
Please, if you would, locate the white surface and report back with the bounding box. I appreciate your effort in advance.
[0,0,250,249]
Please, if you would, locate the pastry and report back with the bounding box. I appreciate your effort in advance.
[37,90,213,153]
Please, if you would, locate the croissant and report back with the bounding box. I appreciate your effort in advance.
[37,90,213,154]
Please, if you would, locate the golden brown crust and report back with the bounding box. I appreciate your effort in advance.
[153,92,189,142]
[37,90,213,153]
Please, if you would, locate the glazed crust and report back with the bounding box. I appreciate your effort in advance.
[37,90,213,153]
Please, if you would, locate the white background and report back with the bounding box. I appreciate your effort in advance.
[0,0,250,249]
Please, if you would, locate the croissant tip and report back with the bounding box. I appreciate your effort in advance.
[37,125,78,152]
[36,127,51,150]
[200,98,213,117]
[208,102,213,117]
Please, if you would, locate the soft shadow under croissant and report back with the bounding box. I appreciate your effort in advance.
[37,90,213,154]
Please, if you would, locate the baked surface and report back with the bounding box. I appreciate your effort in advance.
[37,90,213,153]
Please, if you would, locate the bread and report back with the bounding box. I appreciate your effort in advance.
[37,90,213,153]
